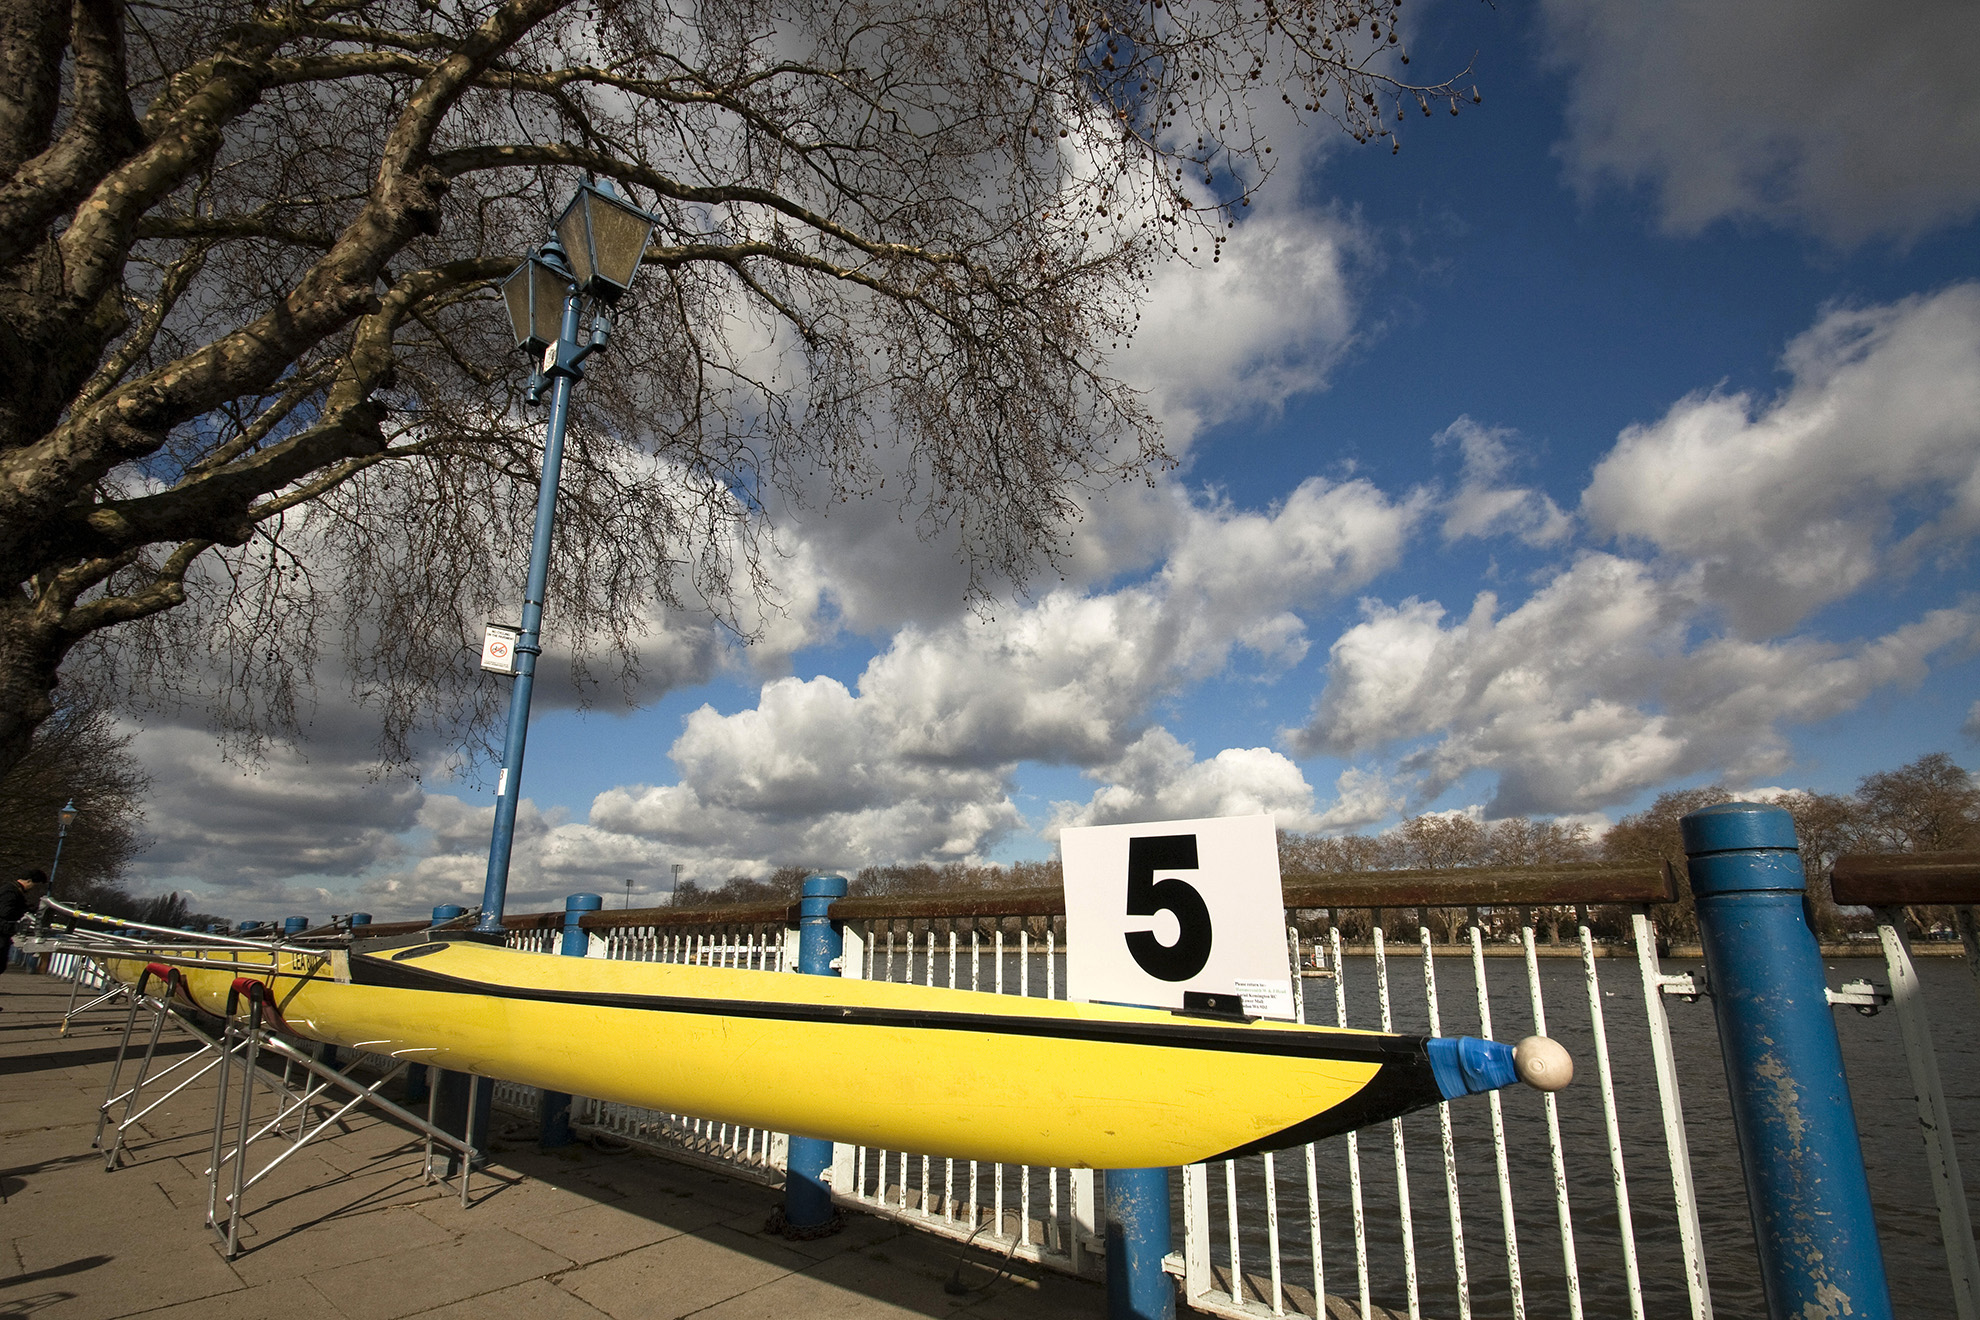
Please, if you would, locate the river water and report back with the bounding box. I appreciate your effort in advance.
[1222,951,1980,1320]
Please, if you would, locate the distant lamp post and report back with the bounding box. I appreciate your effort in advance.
[476,180,658,935]
[48,799,77,895]
[624,877,634,910]
[671,863,683,899]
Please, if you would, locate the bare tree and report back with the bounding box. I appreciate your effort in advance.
[1849,752,1980,853]
[0,0,1474,779]
[0,683,148,892]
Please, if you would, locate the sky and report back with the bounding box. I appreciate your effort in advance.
[118,0,1980,922]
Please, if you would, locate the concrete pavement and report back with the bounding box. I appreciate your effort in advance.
[0,971,1111,1320]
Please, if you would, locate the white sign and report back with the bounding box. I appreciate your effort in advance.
[1061,813,1295,1019]
[480,624,520,675]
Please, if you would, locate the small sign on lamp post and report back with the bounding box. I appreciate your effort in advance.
[480,624,521,675]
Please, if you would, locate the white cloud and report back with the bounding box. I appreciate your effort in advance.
[1046,728,1323,833]
[1544,0,1980,245]
[125,722,423,911]
[584,478,1421,868]
[1582,284,1980,634]
[1124,205,1365,443]
[1309,766,1411,834]
[1294,552,1980,816]
[1965,701,1980,741]
[1436,417,1573,547]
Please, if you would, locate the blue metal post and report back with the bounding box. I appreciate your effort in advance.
[1683,801,1892,1320]
[475,272,585,935]
[540,893,601,1147]
[1106,1168,1176,1320]
[783,874,848,1232]
[283,916,308,935]
[349,912,372,930]
[408,904,465,1104]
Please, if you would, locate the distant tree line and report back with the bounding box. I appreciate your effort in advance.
[1279,751,1976,943]
[675,752,1976,946]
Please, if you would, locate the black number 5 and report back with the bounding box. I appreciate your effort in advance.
[1125,834,1213,981]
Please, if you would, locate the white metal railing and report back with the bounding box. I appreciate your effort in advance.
[1171,906,1711,1320]
[1868,904,1980,1320]
[839,917,1095,1275]
[504,922,792,1179]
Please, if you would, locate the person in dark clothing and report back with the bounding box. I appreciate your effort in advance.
[0,868,50,990]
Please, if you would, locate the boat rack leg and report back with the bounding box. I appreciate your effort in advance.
[63,956,126,1036]
[199,1022,477,1257]
[74,975,477,1258]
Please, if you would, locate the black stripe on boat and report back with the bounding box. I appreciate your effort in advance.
[347,948,1426,1067]
[1201,1055,1446,1161]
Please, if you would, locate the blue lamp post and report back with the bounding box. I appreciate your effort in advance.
[48,799,77,895]
[474,181,657,935]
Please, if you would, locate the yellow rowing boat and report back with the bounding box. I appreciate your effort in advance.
[105,932,1567,1169]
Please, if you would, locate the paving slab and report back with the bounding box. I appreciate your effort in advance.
[302,1224,575,1320]
[556,1222,818,1318]
[404,1276,613,1320]
[504,1196,692,1265]
[228,1203,454,1285]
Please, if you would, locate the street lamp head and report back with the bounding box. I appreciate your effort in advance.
[498,238,575,357]
[554,179,657,305]
[58,799,77,830]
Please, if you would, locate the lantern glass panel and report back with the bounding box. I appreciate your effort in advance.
[555,183,655,302]
[499,261,535,350]
[584,192,655,292]
[554,195,595,291]
[528,258,568,346]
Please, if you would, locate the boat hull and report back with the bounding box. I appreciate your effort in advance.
[109,935,1450,1168]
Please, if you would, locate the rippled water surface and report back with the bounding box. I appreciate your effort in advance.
[1209,951,1980,1319]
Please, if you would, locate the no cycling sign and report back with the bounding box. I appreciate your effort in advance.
[1060,813,1295,1020]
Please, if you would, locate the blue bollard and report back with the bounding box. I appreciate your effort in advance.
[283,916,309,935]
[1106,1168,1176,1320]
[313,912,371,1070]
[406,906,463,1103]
[541,893,601,1148]
[783,874,849,1233]
[1683,802,1892,1320]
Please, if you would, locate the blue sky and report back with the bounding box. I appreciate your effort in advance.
[127,0,1980,919]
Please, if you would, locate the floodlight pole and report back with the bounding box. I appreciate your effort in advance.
[475,259,593,935]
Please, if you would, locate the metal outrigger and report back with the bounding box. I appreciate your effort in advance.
[62,931,481,1259]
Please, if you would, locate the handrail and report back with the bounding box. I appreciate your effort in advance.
[1831,852,1980,906]
[346,862,1674,938]
[1282,861,1677,908]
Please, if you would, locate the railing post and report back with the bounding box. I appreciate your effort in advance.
[782,873,848,1235]
[1106,1167,1176,1320]
[541,893,601,1148]
[1682,801,1892,1320]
